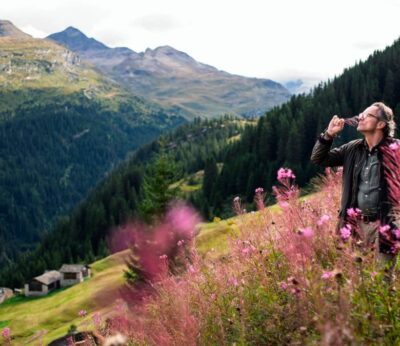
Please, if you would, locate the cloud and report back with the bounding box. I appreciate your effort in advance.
[20,25,48,38]
[353,41,380,51]
[132,14,181,32]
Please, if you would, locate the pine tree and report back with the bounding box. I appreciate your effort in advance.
[138,154,179,223]
[202,158,218,201]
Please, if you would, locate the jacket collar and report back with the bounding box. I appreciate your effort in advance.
[362,136,388,153]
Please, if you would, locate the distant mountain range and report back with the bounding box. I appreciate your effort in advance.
[0,20,183,265]
[283,79,319,95]
[47,27,291,119]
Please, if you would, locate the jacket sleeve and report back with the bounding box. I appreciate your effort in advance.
[310,133,348,167]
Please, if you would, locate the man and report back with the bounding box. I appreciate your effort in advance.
[310,102,398,276]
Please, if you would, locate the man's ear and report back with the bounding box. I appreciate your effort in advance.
[378,121,386,130]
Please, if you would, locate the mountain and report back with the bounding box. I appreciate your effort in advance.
[47,27,291,119]
[283,78,319,95]
[0,19,31,39]
[47,26,137,69]
[0,22,184,267]
[283,79,306,94]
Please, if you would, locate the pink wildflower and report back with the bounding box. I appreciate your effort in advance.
[379,225,391,235]
[391,243,400,254]
[78,309,87,317]
[241,247,250,255]
[254,187,265,210]
[188,265,196,274]
[317,214,331,226]
[300,227,314,238]
[321,271,334,279]
[230,277,239,287]
[279,201,289,208]
[233,196,245,215]
[255,187,264,194]
[280,282,288,290]
[340,224,351,240]
[2,327,10,339]
[346,208,361,218]
[165,203,201,237]
[291,287,301,296]
[277,167,296,182]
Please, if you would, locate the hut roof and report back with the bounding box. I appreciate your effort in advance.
[59,264,88,273]
[33,270,61,285]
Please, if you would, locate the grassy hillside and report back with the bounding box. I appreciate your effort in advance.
[0,36,121,115]
[52,169,400,345]
[0,196,283,345]
[0,250,129,344]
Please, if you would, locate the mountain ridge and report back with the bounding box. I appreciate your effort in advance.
[0,20,31,39]
[47,26,291,119]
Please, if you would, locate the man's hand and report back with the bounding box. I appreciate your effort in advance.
[326,115,345,137]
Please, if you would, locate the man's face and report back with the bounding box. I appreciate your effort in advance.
[357,105,386,135]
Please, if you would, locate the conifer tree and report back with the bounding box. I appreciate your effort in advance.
[138,154,179,223]
[202,158,218,201]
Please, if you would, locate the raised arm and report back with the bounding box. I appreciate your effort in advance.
[310,115,346,167]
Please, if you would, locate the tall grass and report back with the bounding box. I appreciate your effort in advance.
[10,166,400,345]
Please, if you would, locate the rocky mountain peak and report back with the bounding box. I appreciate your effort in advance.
[47,27,109,52]
[0,20,31,38]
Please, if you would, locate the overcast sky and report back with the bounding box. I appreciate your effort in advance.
[3,0,400,88]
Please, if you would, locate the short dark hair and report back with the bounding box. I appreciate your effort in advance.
[372,102,396,137]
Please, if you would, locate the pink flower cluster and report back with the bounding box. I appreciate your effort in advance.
[378,224,391,235]
[255,187,264,194]
[254,187,266,210]
[1,327,10,339]
[321,270,335,280]
[346,208,361,218]
[278,201,289,209]
[229,277,239,287]
[109,202,201,282]
[233,196,245,215]
[340,224,352,240]
[279,276,301,295]
[188,265,196,274]
[237,240,257,256]
[299,227,314,238]
[317,214,331,226]
[78,309,87,317]
[389,142,400,150]
[277,168,296,182]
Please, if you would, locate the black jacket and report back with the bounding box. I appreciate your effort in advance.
[310,133,398,252]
